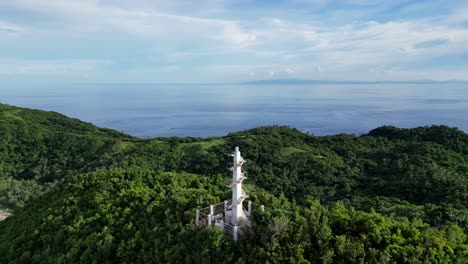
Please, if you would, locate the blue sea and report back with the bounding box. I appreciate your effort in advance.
[1,83,467,138]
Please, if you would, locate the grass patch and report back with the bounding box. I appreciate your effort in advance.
[112,140,136,153]
[178,139,226,154]
[280,146,306,156]
[0,109,23,121]
[0,203,12,221]
[0,210,11,221]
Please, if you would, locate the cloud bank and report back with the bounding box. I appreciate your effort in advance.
[1,0,468,82]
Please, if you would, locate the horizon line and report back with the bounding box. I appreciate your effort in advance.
[4,79,468,85]
[84,79,468,85]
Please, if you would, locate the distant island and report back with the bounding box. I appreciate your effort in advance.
[0,103,467,262]
[240,78,468,85]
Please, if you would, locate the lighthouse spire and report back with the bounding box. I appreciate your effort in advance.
[195,147,254,241]
[231,147,247,225]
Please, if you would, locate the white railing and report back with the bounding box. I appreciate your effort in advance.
[233,175,247,184]
[233,191,248,205]
[227,158,245,170]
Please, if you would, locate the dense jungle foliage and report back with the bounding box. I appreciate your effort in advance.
[0,103,467,263]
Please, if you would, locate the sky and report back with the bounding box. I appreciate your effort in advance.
[1,0,468,83]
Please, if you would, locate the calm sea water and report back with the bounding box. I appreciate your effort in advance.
[1,83,467,137]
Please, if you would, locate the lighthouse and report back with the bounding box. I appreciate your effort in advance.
[230,147,248,226]
[195,147,254,240]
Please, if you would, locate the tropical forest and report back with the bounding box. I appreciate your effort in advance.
[0,103,467,263]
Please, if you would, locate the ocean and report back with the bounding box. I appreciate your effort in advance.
[1,83,467,137]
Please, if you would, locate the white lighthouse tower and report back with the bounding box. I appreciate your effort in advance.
[195,147,254,240]
[230,147,248,225]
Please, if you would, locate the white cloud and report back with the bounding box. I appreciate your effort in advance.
[0,21,24,34]
[0,58,111,76]
[220,23,256,47]
[285,67,295,74]
[0,0,255,48]
[237,17,468,80]
[449,7,468,23]
[317,20,468,67]
[1,0,468,81]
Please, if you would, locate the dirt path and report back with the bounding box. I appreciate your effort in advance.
[0,211,11,221]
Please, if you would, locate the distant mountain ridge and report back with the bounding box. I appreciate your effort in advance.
[240,78,468,85]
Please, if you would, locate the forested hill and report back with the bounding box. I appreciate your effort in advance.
[0,103,467,263]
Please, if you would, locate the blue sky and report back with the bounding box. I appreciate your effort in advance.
[1,0,468,83]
